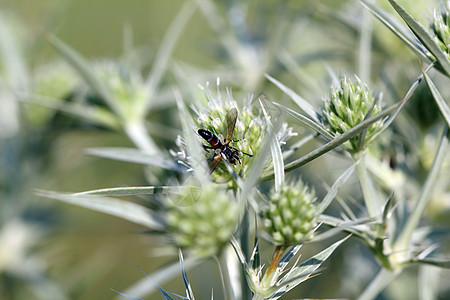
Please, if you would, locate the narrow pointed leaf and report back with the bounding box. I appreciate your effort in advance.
[265,73,322,124]
[292,235,349,275]
[158,291,176,300]
[419,265,441,300]
[271,101,334,141]
[319,214,367,239]
[282,133,316,160]
[313,218,372,243]
[251,237,261,272]
[360,0,429,61]
[318,163,355,214]
[179,250,195,300]
[137,266,180,300]
[278,49,323,97]
[387,0,450,76]
[260,100,285,190]
[376,64,431,134]
[357,268,397,300]
[223,160,245,190]
[250,219,261,271]
[46,34,120,115]
[85,147,186,171]
[276,235,350,295]
[395,125,449,250]
[270,132,285,192]
[358,96,379,150]
[123,257,200,299]
[20,93,120,129]
[174,89,210,183]
[422,70,450,127]
[382,192,396,225]
[73,186,180,197]
[241,117,283,204]
[112,289,143,300]
[230,236,246,266]
[278,245,302,273]
[37,190,164,230]
[410,257,450,268]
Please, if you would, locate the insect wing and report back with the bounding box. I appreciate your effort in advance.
[208,153,222,173]
[224,107,238,144]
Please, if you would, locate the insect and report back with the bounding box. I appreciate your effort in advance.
[198,107,253,173]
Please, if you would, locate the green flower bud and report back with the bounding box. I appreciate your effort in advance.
[322,75,384,153]
[166,185,240,258]
[34,61,78,100]
[26,61,79,125]
[262,180,318,245]
[95,62,148,121]
[431,1,450,60]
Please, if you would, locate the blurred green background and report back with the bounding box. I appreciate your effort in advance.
[0,0,449,299]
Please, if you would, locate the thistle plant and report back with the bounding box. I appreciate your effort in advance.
[38,79,351,299]
[6,0,450,299]
[265,44,449,300]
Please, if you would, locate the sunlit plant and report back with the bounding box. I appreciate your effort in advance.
[3,0,449,299]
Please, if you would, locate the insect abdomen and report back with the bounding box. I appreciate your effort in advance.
[198,129,221,147]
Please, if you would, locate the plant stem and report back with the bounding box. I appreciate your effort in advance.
[354,150,381,220]
[218,251,236,300]
[263,245,286,287]
[357,268,398,300]
[240,209,252,300]
[124,120,159,154]
[394,125,449,251]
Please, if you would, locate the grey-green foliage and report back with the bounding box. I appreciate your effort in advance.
[3,0,449,299]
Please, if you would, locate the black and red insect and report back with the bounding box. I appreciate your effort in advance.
[198,107,252,173]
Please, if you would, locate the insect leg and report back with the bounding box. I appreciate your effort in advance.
[202,145,216,151]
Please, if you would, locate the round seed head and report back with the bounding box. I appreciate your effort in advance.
[262,180,318,245]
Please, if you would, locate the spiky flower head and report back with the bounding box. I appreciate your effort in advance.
[431,1,450,60]
[26,61,79,125]
[166,184,240,258]
[33,60,79,100]
[94,61,148,122]
[262,180,318,245]
[188,79,295,183]
[322,75,384,153]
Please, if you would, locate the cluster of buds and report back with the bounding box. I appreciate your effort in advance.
[94,61,148,122]
[431,1,450,60]
[262,180,318,245]
[27,61,79,125]
[166,184,240,258]
[322,75,383,153]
